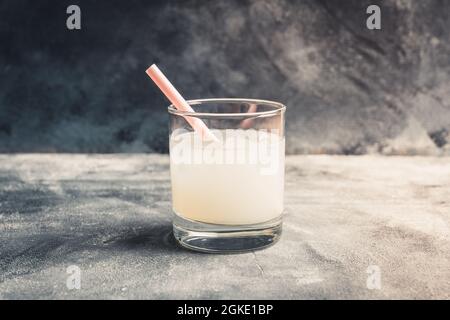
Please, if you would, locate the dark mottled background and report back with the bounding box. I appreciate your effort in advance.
[0,0,449,154]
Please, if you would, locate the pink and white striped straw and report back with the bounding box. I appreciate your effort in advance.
[145,64,217,141]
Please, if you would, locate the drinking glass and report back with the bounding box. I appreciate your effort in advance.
[169,98,286,253]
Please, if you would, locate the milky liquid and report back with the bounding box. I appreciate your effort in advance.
[170,129,285,225]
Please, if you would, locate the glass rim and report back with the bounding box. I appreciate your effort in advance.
[167,98,286,118]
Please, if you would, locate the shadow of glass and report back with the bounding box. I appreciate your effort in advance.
[100,221,181,253]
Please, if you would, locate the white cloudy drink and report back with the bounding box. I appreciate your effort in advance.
[145,67,285,250]
[170,129,285,225]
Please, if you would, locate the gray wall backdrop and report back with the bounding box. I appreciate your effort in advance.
[0,0,449,154]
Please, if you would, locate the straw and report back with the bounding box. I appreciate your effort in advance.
[240,103,257,129]
[145,64,218,141]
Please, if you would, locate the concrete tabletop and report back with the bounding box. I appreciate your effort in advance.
[0,154,449,299]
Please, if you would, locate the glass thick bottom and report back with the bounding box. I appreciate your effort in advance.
[173,214,282,253]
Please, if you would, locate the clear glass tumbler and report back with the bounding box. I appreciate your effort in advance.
[169,98,286,253]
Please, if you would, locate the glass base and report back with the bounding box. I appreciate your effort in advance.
[173,215,282,253]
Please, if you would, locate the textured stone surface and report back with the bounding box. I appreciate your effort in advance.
[0,0,450,154]
[0,154,449,299]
